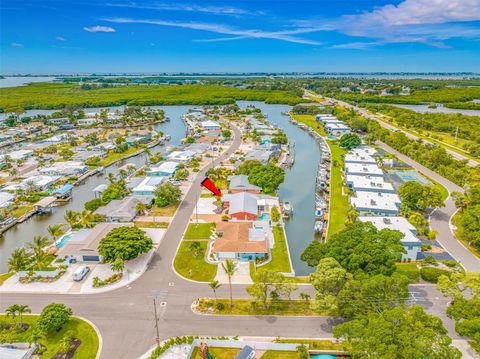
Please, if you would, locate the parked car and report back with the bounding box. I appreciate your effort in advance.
[73,265,90,281]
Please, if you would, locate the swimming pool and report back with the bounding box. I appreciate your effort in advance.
[310,355,337,359]
[258,213,271,220]
[327,136,337,140]
[56,233,72,248]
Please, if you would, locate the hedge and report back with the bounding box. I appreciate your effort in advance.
[420,267,451,283]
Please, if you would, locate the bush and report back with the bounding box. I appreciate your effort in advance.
[442,260,458,268]
[221,215,230,222]
[99,226,153,262]
[421,243,432,252]
[92,273,122,287]
[420,267,451,283]
[36,303,72,333]
[215,302,225,311]
[84,197,105,211]
[270,206,280,222]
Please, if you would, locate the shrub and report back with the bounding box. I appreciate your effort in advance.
[420,267,451,283]
[215,302,225,311]
[92,273,123,287]
[270,206,280,222]
[36,303,72,333]
[221,215,230,222]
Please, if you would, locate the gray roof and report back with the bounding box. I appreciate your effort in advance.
[235,346,254,359]
[223,192,258,215]
[94,196,145,221]
[227,175,261,191]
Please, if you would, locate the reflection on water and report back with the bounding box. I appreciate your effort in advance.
[392,103,480,117]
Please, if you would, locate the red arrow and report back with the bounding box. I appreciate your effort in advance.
[201,177,222,196]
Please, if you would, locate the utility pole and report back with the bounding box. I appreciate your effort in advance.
[153,297,160,347]
[454,126,459,143]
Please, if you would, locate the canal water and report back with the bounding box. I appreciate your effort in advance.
[0,102,319,276]
[238,101,320,276]
[391,103,480,117]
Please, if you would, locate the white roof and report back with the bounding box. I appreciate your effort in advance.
[167,150,196,161]
[346,175,395,192]
[0,192,14,207]
[22,175,59,188]
[133,177,165,192]
[344,153,377,164]
[150,161,179,174]
[349,146,378,157]
[345,162,384,176]
[0,149,33,161]
[325,123,350,130]
[201,120,221,128]
[358,216,420,243]
[350,191,401,212]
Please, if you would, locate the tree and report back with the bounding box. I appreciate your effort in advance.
[27,235,52,270]
[222,129,232,139]
[110,257,125,273]
[221,259,237,308]
[270,206,280,222]
[5,305,19,326]
[8,247,33,272]
[337,274,410,318]
[297,345,309,359]
[246,271,293,309]
[302,222,405,275]
[47,223,65,242]
[398,181,443,212]
[208,279,221,301]
[236,160,262,175]
[135,202,147,216]
[78,210,95,228]
[175,168,189,181]
[154,182,182,207]
[334,305,461,359]
[189,241,201,258]
[29,328,45,349]
[59,330,75,354]
[248,164,285,193]
[36,303,73,333]
[64,210,80,229]
[339,133,361,150]
[16,304,31,323]
[408,211,429,235]
[310,258,352,312]
[99,226,153,262]
[451,191,468,212]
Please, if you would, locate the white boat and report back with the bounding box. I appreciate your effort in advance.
[314,221,323,232]
[283,202,293,216]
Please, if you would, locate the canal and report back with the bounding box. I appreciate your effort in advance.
[0,102,319,276]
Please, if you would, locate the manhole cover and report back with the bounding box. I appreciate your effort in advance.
[160,302,167,307]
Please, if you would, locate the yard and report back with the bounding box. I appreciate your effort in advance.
[184,223,215,239]
[290,113,328,136]
[151,203,179,217]
[255,225,292,274]
[275,338,346,351]
[196,298,332,316]
[173,240,217,281]
[261,351,300,359]
[0,315,99,359]
[326,140,349,237]
[191,347,240,358]
[98,146,142,166]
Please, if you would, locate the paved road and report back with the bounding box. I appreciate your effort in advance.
[312,92,479,167]
[376,141,480,273]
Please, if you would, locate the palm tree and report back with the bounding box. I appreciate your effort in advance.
[111,257,125,274]
[107,172,116,184]
[47,223,65,242]
[208,279,221,301]
[119,169,127,179]
[28,236,52,270]
[16,304,31,323]
[189,241,201,258]
[5,304,19,325]
[29,328,45,349]
[79,210,95,228]
[136,202,146,216]
[221,259,237,308]
[64,210,80,229]
[8,248,33,272]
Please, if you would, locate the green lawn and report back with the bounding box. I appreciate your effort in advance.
[196,298,332,316]
[0,272,14,286]
[173,240,217,281]
[255,225,292,274]
[98,147,141,166]
[151,203,179,217]
[290,113,328,136]
[0,315,99,359]
[262,351,300,359]
[326,140,349,238]
[191,347,240,358]
[395,262,420,283]
[134,221,169,229]
[184,223,215,240]
[452,212,480,259]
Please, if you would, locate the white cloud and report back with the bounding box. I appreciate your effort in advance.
[56,36,66,41]
[105,2,263,16]
[83,25,116,33]
[11,42,24,48]
[103,17,321,45]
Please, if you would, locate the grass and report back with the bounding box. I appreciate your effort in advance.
[262,351,300,358]
[275,338,345,351]
[184,223,215,240]
[326,140,349,238]
[98,147,141,166]
[0,272,14,285]
[191,347,240,358]
[151,203,179,217]
[0,315,99,359]
[134,221,169,228]
[11,204,34,218]
[395,262,420,283]
[196,298,332,316]
[424,174,449,202]
[290,113,328,136]
[173,240,217,281]
[255,225,292,274]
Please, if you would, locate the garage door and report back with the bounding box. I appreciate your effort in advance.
[82,255,100,262]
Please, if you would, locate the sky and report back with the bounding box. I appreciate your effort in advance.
[1,0,480,74]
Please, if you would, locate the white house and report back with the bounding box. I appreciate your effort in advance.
[345,162,384,177]
[91,142,116,151]
[346,175,396,193]
[132,177,166,196]
[350,191,401,216]
[358,216,421,261]
[201,120,221,131]
[167,150,196,162]
[325,123,351,137]
[78,118,98,126]
[0,149,34,162]
[40,161,87,176]
[147,161,179,177]
[344,147,378,164]
[0,192,14,208]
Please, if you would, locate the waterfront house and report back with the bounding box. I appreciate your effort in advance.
[49,117,69,125]
[39,161,87,176]
[213,221,268,261]
[0,192,14,208]
[91,142,116,151]
[186,143,210,155]
[131,176,166,196]
[344,151,377,165]
[316,114,337,122]
[56,223,133,262]
[358,216,421,261]
[167,150,196,162]
[147,161,179,177]
[325,122,351,137]
[59,123,75,130]
[350,191,401,216]
[345,162,384,177]
[245,149,274,164]
[21,175,60,190]
[0,149,34,162]
[222,192,259,220]
[346,175,396,193]
[200,120,221,131]
[227,175,261,194]
[77,118,98,126]
[72,150,106,162]
[94,196,152,222]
